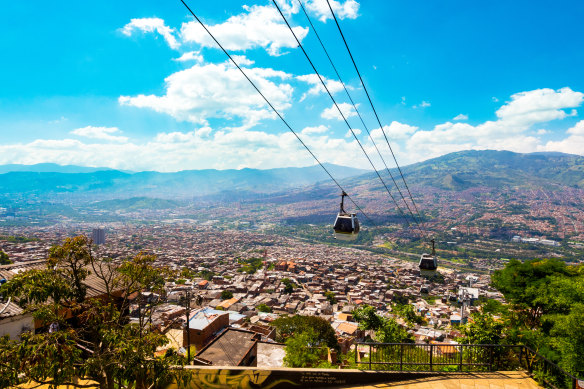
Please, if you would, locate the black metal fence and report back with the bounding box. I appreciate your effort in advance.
[353,343,584,389]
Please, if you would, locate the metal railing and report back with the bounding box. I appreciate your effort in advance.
[353,343,584,389]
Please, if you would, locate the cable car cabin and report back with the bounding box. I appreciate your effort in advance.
[333,213,360,241]
[333,191,360,241]
[419,253,438,276]
[419,239,438,276]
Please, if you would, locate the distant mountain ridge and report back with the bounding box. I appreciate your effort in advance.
[0,163,120,174]
[1,151,583,206]
[0,163,370,199]
[350,150,584,191]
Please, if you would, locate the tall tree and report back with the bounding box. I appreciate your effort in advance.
[0,235,185,389]
[0,249,11,265]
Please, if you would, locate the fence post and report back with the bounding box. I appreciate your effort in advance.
[400,344,404,371]
[369,344,372,370]
[459,345,463,372]
[489,345,494,371]
[430,344,433,372]
[519,346,523,370]
[354,343,357,365]
[573,377,577,389]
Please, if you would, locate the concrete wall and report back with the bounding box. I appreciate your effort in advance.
[165,366,450,389]
[0,313,34,340]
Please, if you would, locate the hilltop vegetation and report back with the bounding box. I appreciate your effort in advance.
[401,150,584,190]
[488,258,584,379]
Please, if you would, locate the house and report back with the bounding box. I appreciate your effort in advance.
[184,308,230,350]
[195,328,260,366]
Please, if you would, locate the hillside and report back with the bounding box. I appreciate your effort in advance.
[351,150,584,191]
[0,163,369,200]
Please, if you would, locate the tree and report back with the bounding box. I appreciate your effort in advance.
[376,317,413,343]
[490,258,584,379]
[0,235,185,389]
[392,303,424,326]
[353,305,384,330]
[281,278,296,294]
[272,315,339,351]
[283,328,325,368]
[460,312,505,345]
[220,290,233,300]
[324,290,337,305]
[257,303,272,313]
[353,305,413,343]
[491,258,575,327]
[0,249,11,265]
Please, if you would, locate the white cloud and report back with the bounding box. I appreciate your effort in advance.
[0,126,372,172]
[119,62,293,127]
[496,87,583,125]
[174,51,203,63]
[321,102,357,120]
[371,122,419,141]
[453,113,468,121]
[12,89,584,172]
[230,55,255,66]
[301,125,329,135]
[401,87,584,163]
[305,0,360,22]
[71,126,128,143]
[120,18,180,49]
[345,128,361,138]
[180,4,308,56]
[297,74,344,101]
[413,101,431,109]
[539,120,584,155]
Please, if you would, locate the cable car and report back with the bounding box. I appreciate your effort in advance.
[419,239,438,276]
[333,191,360,241]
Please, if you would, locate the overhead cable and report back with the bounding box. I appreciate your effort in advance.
[178,0,374,226]
[325,0,428,239]
[295,0,426,236]
[272,0,421,235]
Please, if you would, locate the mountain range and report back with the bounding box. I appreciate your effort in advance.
[1,151,583,206]
[349,150,584,192]
[0,163,369,200]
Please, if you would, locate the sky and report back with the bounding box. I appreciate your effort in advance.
[1,0,583,172]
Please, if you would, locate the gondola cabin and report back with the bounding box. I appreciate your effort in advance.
[333,191,360,241]
[419,239,438,276]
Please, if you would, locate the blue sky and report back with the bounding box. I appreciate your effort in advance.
[1,0,583,171]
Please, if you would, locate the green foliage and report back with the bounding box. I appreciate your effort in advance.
[281,277,297,294]
[423,272,445,284]
[199,269,215,281]
[392,304,424,326]
[220,290,233,300]
[353,305,414,343]
[492,258,579,327]
[0,235,39,243]
[353,305,384,330]
[0,235,184,389]
[256,303,272,313]
[375,318,413,343]
[460,312,505,344]
[491,258,584,378]
[324,290,337,305]
[283,328,325,368]
[0,249,11,265]
[237,257,264,274]
[272,315,339,351]
[480,298,506,315]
